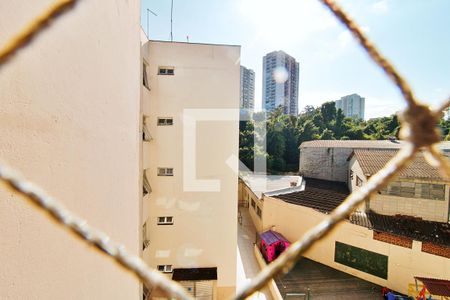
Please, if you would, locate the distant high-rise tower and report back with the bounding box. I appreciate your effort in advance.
[240,66,255,110]
[262,50,300,115]
[335,94,365,120]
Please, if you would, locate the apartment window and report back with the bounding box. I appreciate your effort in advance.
[356,176,363,187]
[381,181,445,200]
[251,199,256,209]
[157,216,174,225]
[349,170,354,181]
[142,222,150,250]
[430,184,445,200]
[158,67,175,75]
[157,265,173,273]
[143,62,150,89]
[157,117,173,126]
[157,168,174,176]
[256,206,262,218]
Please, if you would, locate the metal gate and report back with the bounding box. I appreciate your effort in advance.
[180,280,214,300]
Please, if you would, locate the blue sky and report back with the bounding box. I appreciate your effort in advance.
[140,0,450,119]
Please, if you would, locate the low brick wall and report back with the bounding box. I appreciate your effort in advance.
[421,242,450,259]
[373,231,413,249]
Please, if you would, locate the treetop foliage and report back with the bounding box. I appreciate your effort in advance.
[240,102,449,174]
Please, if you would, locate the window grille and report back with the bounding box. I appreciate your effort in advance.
[157,216,174,225]
[157,118,174,126]
[158,67,175,75]
[158,168,174,176]
[0,1,449,300]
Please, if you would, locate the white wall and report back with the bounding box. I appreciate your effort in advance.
[144,41,240,299]
[260,196,450,295]
[0,1,141,299]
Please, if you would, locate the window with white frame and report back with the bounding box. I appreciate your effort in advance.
[158,168,173,176]
[158,67,174,75]
[157,216,173,225]
[157,265,173,273]
[143,62,150,89]
[157,117,173,126]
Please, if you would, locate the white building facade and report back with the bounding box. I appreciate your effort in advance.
[141,40,240,299]
[240,66,255,110]
[0,1,142,299]
[262,50,300,115]
[0,3,240,299]
[335,93,365,120]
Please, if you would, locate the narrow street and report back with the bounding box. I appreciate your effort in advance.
[237,208,273,300]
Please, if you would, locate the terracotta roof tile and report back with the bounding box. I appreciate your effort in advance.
[350,211,450,246]
[273,178,349,213]
[300,140,405,149]
[353,149,448,181]
[300,140,450,150]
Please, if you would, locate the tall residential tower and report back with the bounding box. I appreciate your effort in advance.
[335,93,365,120]
[240,66,255,110]
[262,50,300,115]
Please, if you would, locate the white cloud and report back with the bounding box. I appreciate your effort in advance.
[371,0,389,14]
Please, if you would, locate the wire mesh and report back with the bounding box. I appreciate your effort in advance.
[0,0,449,299]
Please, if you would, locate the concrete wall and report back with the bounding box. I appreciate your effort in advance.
[259,196,450,295]
[0,1,141,299]
[349,157,450,222]
[239,180,264,233]
[299,147,354,183]
[144,41,240,299]
[369,190,449,222]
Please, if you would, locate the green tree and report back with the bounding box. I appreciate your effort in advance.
[320,101,337,125]
[320,128,335,140]
[334,108,345,139]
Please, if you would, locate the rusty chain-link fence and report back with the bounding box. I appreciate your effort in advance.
[0,0,449,299]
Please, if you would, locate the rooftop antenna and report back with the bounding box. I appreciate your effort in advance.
[170,0,174,41]
[146,8,157,38]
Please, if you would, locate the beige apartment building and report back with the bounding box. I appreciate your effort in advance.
[0,1,141,299]
[0,2,239,300]
[140,40,240,299]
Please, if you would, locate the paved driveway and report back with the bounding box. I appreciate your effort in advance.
[237,208,273,300]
